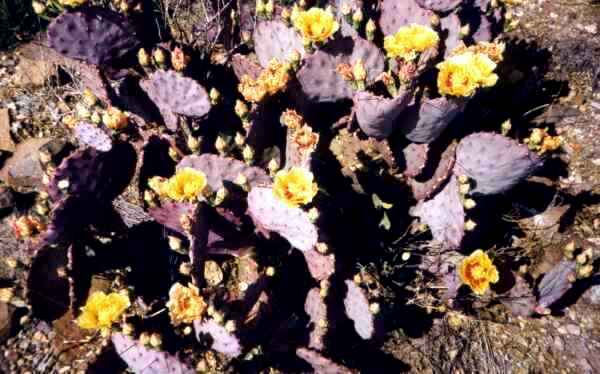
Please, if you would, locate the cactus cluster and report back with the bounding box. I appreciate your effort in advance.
[5,0,587,372]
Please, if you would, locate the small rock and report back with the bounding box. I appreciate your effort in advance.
[565,324,581,335]
[0,302,16,343]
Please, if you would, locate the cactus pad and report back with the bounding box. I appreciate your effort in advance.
[302,249,335,281]
[415,0,464,12]
[297,37,385,102]
[500,273,536,317]
[536,260,577,311]
[48,143,136,203]
[73,122,112,152]
[231,53,262,81]
[112,333,195,374]
[344,280,381,340]
[148,202,195,235]
[410,142,456,200]
[305,287,328,350]
[379,0,434,36]
[296,348,353,374]
[194,319,243,357]
[412,175,465,249]
[454,132,543,195]
[177,154,270,191]
[247,187,318,252]
[398,97,466,143]
[440,13,462,56]
[353,90,413,139]
[402,143,429,178]
[140,70,211,131]
[47,8,139,66]
[253,21,304,67]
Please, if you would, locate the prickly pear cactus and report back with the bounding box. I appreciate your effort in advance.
[73,122,112,152]
[344,280,382,340]
[177,154,270,191]
[253,21,304,67]
[112,333,195,374]
[297,37,385,102]
[296,347,354,374]
[194,319,243,357]
[140,70,211,131]
[398,97,466,144]
[47,7,139,65]
[247,187,318,252]
[305,287,329,350]
[454,133,543,195]
[353,90,413,139]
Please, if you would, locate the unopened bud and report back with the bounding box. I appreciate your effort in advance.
[457,175,469,184]
[352,8,363,29]
[215,136,228,153]
[138,48,151,67]
[464,220,477,231]
[187,136,201,152]
[564,241,576,252]
[32,0,46,15]
[255,0,265,16]
[315,242,328,254]
[265,266,276,277]
[463,199,476,210]
[318,319,328,328]
[430,14,440,27]
[171,47,189,71]
[458,182,470,195]
[576,253,588,265]
[209,88,220,105]
[235,100,249,119]
[238,281,249,292]
[352,59,367,82]
[168,147,179,161]
[401,252,410,261]
[340,3,351,17]
[234,132,245,146]
[578,264,593,279]
[139,332,151,346]
[121,323,134,336]
[214,187,227,205]
[179,214,192,232]
[243,145,255,163]
[265,0,274,17]
[183,326,193,335]
[168,236,182,251]
[267,158,279,174]
[281,7,291,23]
[152,48,167,66]
[369,303,380,314]
[90,111,102,124]
[501,119,512,135]
[234,174,248,189]
[459,24,470,38]
[179,262,192,276]
[150,333,162,348]
[58,179,70,190]
[307,207,319,222]
[353,273,362,284]
[366,19,376,41]
[224,320,237,332]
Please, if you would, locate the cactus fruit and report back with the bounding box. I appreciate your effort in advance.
[297,37,385,103]
[253,21,304,67]
[398,97,466,144]
[73,122,112,152]
[415,0,464,12]
[112,333,195,373]
[536,260,577,312]
[47,8,139,66]
[305,287,328,350]
[177,154,271,191]
[402,143,429,178]
[353,90,413,139]
[247,187,318,252]
[194,319,243,357]
[410,142,456,200]
[412,175,465,249]
[140,71,211,131]
[454,132,543,195]
[343,280,382,340]
[296,347,353,374]
[302,249,336,281]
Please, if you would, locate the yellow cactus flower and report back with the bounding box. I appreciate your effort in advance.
[102,107,129,130]
[383,24,440,61]
[436,52,498,97]
[166,283,207,326]
[273,167,318,207]
[76,291,130,331]
[165,167,208,202]
[58,0,87,6]
[458,250,499,295]
[291,125,319,155]
[292,7,339,44]
[280,109,305,129]
[238,59,290,103]
[239,75,268,103]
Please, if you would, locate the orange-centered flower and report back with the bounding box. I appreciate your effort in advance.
[166,283,207,325]
[273,167,318,207]
[458,249,499,295]
[436,52,498,97]
[239,59,290,103]
[292,7,339,44]
[76,291,130,331]
[149,168,208,202]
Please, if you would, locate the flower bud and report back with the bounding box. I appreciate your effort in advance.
[187,136,201,152]
[152,48,167,67]
[224,320,237,332]
[179,262,192,276]
[82,88,98,107]
[139,332,151,346]
[369,302,380,314]
[463,199,476,210]
[215,136,228,154]
[76,103,91,119]
[32,1,46,15]
[265,266,276,277]
[209,88,220,105]
[281,7,291,24]
[352,9,363,29]
[137,48,150,67]
[265,0,274,17]
[90,111,102,124]
[234,132,245,146]
[242,145,254,164]
[464,219,477,231]
[366,19,376,41]
[168,236,182,251]
[234,100,249,119]
[214,187,227,206]
[150,333,162,348]
[255,0,265,16]
[171,47,189,71]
